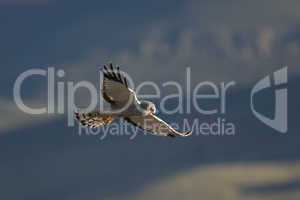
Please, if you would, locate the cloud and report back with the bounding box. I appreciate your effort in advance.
[3,0,300,132]
[129,161,300,200]
[0,98,55,134]
[55,0,300,88]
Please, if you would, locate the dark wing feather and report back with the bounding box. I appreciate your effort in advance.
[101,63,134,107]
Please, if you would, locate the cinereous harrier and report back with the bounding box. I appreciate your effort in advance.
[75,63,192,137]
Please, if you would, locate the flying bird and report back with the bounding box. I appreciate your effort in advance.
[75,63,192,137]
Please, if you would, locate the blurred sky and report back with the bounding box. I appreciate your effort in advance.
[1,0,300,132]
[0,1,299,199]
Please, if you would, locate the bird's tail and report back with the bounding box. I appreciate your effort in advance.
[75,111,115,128]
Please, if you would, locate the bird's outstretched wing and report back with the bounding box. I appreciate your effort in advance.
[124,114,192,137]
[75,111,114,128]
[101,63,136,108]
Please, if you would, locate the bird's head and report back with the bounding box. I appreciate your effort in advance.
[140,101,157,114]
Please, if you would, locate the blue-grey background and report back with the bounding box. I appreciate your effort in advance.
[0,0,299,199]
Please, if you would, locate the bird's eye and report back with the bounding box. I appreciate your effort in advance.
[150,106,156,113]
